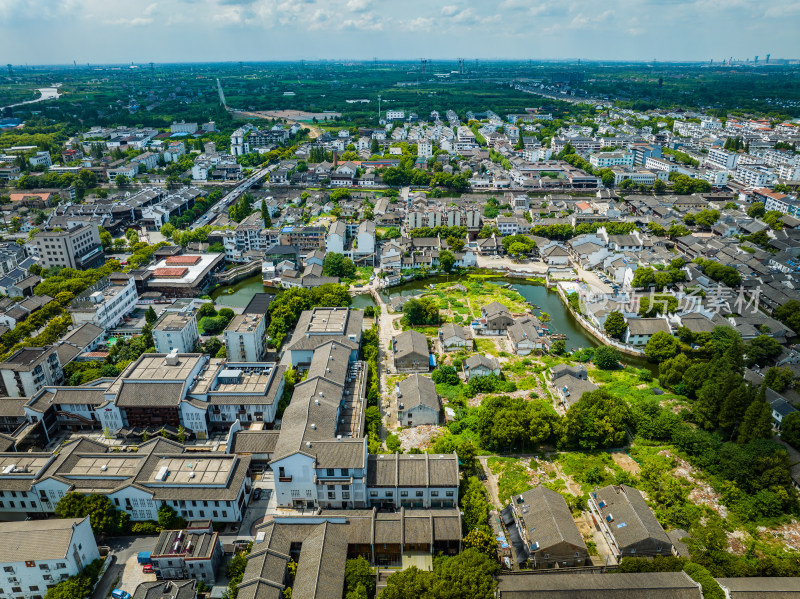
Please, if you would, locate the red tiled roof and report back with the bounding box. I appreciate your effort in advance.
[152,267,188,278]
[166,255,201,265]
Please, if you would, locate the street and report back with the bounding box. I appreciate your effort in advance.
[190,163,277,230]
[92,537,154,599]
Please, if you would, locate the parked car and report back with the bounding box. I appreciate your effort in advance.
[112,590,132,599]
[143,564,154,574]
[253,488,262,501]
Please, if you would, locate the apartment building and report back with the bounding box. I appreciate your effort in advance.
[68,273,138,329]
[589,152,634,168]
[0,517,99,599]
[707,147,739,170]
[761,189,800,218]
[153,311,200,354]
[0,346,63,398]
[0,437,252,522]
[28,224,105,270]
[734,165,777,188]
[224,314,266,362]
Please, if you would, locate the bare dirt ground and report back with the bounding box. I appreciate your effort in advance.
[659,450,729,519]
[758,522,800,552]
[611,452,641,475]
[233,109,326,138]
[397,424,446,452]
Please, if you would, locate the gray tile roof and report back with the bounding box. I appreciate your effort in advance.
[626,318,671,336]
[0,517,90,562]
[511,486,587,553]
[394,330,428,361]
[398,374,439,411]
[594,484,672,552]
[116,382,185,407]
[715,577,800,597]
[132,580,196,599]
[464,354,500,372]
[230,431,281,455]
[497,571,702,598]
[367,453,458,487]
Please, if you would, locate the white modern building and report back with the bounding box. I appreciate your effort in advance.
[224,313,266,362]
[590,152,634,168]
[153,311,200,354]
[0,437,253,523]
[68,274,138,330]
[0,517,100,599]
[707,147,738,170]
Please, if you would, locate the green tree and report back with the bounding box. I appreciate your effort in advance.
[370,138,380,154]
[561,389,631,450]
[738,385,773,444]
[462,528,498,559]
[780,412,800,449]
[157,504,186,530]
[345,557,376,599]
[746,201,766,219]
[603,311,627,340]
[115,174,129,187]
[593,346,621,370]
[644,331,679,363]
[744,335,782,367]
[402,297,440,326]
[550,339,566,355]
[145,306,158,325]
[261,200,272,228]
[653,178,667,193]
[774,300,800,334]
[764,366,794,393]
[322,252,356,279]
[439,249,456,273]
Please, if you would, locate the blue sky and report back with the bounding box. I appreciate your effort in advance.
[1,0,798,64]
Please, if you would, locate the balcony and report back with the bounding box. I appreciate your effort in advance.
[278,475,293,482]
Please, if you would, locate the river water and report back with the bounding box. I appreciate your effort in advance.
[210,273,652,369]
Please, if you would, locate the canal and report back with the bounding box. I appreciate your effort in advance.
[210,274,376,310]
[379,275,598,352]
[211,273,652,370]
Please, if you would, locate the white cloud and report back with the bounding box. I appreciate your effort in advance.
[440,5,459,16]
[346,0,372,12]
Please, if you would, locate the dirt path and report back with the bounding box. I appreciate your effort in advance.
[478,456,502,508]
[233,110,324,138]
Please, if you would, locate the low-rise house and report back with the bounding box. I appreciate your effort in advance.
[366,453,458,509]
[589,484,673,559]
[474,302,515,335]
[503,486,590,569]
[463,355,501,381]
[132,581,196,599]
[393,330,430,373]
[0,517,100,598]
[150,520,223,584]
[715,578,800,598]
[507,316,548,355]
[396,375,440,427]
[496,572,703,598]
[438,323,471,351]
[624,317,671,346]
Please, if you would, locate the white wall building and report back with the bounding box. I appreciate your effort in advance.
[0,517,100,599]
[224,313,266,362]
[707,147,738,170]
[153,311,200,354]
[68,274,138,330]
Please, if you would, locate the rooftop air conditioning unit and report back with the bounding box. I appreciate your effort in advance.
[310,423,316,430]
[100,465,108,472]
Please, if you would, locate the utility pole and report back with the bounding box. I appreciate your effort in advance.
[377,94,382,121]
[458,58,465,75]
[420,58,429,75]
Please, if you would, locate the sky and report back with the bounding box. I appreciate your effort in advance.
[1,0,799,65]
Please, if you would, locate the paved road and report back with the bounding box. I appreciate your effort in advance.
[92,537,154,599]
[190,164,276,230]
